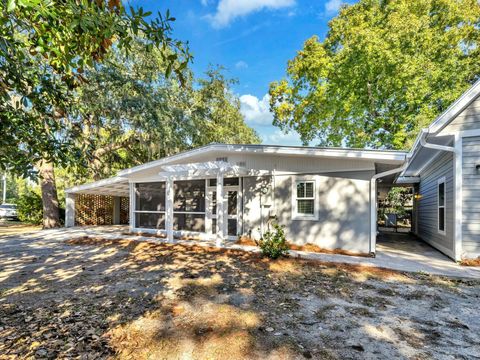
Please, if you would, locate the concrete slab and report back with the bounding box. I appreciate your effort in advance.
[3,226,479,279]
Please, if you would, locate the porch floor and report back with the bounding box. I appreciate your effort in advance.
[14,226,480,279]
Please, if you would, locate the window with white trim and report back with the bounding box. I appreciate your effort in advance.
[295,181,315,217]
[438,178,445,234]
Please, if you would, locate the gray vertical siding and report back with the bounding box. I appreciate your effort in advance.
[462,136,480,257]
[417,152,455,258]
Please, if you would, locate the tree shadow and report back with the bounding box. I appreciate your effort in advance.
[0,232,479,359]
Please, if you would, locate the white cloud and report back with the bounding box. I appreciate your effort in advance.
[235,60,249,70]
[206,0,296,28]
[324,0,348,15]
[240,94,273,126]
[264,128,303,146]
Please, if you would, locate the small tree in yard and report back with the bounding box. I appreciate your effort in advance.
[17,191,43,224]
[257,222,289,259]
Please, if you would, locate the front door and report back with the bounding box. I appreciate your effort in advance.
[206,179,240,240]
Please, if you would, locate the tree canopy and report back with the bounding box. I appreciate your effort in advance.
[269,0,480,149]
[0,0,191,175]
[72,45,260,181]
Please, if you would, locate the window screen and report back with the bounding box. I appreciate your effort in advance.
[135,213,165,229]
[174,213,205,232]
[135,182,166,211]
[174,180,205,212]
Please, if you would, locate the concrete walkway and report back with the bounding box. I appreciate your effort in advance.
[3,226,480,279]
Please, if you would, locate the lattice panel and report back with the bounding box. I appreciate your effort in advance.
[120,196,130,225]
[75,194,114,226]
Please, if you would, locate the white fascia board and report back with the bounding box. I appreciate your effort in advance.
[224,144,407,162]
[429,79,480,134]
[403,80,480,175]
[65,176,128,193]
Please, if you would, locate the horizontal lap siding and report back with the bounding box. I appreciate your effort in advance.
[440,97,480,134]
[417,152,454,257]
[462,136,480,257]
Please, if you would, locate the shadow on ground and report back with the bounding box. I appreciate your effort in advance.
[1,233,479,359]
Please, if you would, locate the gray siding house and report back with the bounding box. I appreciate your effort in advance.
[66,80,480,261]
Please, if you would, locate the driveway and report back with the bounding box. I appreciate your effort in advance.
[1,228,480,359]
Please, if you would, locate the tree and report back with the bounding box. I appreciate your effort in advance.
[0,0,190,227]
[191,67,261,147]
[269,0,480,149]
[70,47,260,182]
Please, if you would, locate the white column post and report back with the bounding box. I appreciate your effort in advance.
[65,193,75,227]
[369,178,377,256]
[216,172,225,247]
[129,183,135,232]
[166,178,174,243]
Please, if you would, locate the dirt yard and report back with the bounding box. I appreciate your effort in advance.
[0,221,41,236]
[1,234,479,359]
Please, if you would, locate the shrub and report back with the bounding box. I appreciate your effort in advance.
[257,222,289,259]
[17,191,43,224]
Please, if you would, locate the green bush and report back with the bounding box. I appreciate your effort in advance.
[17,191,43,224]
[257,222,289,259]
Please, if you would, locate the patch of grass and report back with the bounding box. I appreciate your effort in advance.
[405,290,428,300]
[347,306,373,317]
[377,287,397,297]
[314,304,336,320]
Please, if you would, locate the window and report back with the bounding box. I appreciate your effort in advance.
[294,180,316,218]
[173,180,206,232]
[438,178,446,234]
[208,177,239,187]
[134,182,166,229]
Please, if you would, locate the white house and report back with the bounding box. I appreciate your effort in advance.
[66,80,480,261]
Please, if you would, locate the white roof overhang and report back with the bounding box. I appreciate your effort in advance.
[65,176,129,197]
[158,161,248,178]
[401,79,480,177]
[117,144,407,177]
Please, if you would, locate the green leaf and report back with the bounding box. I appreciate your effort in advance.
[7,0,16,11]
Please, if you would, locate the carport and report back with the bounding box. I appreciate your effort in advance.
[65,176,130,227]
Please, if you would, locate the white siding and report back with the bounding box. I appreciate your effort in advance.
[416,152,455,258]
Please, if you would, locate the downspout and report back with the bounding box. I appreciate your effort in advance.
[369,162,408,256]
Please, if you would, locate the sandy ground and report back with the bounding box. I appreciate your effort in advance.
[0,234,479,360]
[0,221,41,236]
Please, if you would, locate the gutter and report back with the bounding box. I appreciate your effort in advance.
[419,128,455,153]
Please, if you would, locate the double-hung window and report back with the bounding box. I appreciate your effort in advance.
[294,180,316,219]
[438,178,446,234]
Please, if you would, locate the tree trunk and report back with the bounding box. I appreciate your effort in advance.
[38,160,61,228]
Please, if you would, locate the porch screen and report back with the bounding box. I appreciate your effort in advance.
[174,180,205,232]
[134,182,166,229]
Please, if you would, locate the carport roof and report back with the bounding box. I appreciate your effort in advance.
[66,176,129,197]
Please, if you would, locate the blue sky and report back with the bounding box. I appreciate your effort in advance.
[130,0,350,145]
